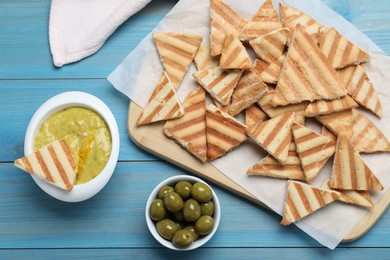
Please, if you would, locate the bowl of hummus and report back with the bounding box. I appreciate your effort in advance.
[24,91,120,202]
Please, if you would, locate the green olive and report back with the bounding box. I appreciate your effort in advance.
[191,182,212,203]
[149,199,166,221]
[175,181,193,200]
[184,225,199,241]
[158,186,174,200]
[183,199,201,222]
[195,215,214,235]
[164,192,184,212]
[175,221,185,230]
[200,201,214,216]
[172,229,193,248]
[156,219,178,240]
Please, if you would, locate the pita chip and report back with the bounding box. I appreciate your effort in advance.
[321,126,337,144]
[229,69,268,116]
[164,86,207,162]
[253,59,269,77]
[240,0,283,41]
[336,65,358,89]
[292,123,336,183]
[14,140,77,191]
[153,32,202,89]
[206,104,247,161]
[245,104,267,127]
[192,66,242,106]
[194,45,219,71]
[345,65,382,118]
[247,143,306,180]
[316,109,353,139]
[137,72,184,126]
[281,180,340,225]
[304,95,358,117]
[330,134,384,191]
[220,34,253,69]
[350,109,390,153]
[260,54,285,84]
[319,27,370,69]
[272,24,346,106]
[246,112,295,163]
[210,0,248,56]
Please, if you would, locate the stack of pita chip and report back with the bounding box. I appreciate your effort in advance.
[136,0,390,225]
[14,140,77,191]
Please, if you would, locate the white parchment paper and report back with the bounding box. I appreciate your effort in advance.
[108,0,390,249]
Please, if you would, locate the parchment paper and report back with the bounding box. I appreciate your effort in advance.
[108,0,390,249]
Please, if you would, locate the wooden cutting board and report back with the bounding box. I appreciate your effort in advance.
[128,101,390,242]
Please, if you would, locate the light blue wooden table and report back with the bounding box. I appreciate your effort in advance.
[1,0,390,258]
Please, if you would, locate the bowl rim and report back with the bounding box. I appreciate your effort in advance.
[24,91,120,202]
[145,175,221,251]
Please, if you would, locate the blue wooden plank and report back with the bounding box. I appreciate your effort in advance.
[0,0,390,80]
[1,248,390,260]
[2,162,390,248]
[0,79,156,162]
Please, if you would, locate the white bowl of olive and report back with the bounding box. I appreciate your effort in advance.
[145,175,221,251]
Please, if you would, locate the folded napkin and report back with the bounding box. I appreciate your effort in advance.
[49,0,151,67]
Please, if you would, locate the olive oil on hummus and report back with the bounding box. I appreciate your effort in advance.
[34,107,112,185]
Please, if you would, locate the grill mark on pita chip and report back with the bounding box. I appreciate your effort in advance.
[164,86,207,162]
[260,54,284,84]
[253,59,269,76]
[336,65,357,89]
[194,45,220,71]
[345,65,382,118]
[245,104,267,127]
[319,27,370,69]
[292,123,336,183]
[210,0,248,56]
[239,0,283,41]
[137,72,184,126]
[350,109,390,153]
[249,28,289,64]
[153,32,202,89]
[316,109,353,139]
[272,24,346,106]
[247,143,306,180]
[193,66,242,105]
[206,104,247,161]
[281,180,340,225]
[246,112,295,163]
[229,69,268,116]
[14,140,77,191]
[330,134,384,191]
[220,34,252,69]
[304,95,358,117]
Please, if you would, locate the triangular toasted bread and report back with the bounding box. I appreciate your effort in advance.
[210,0,248,56]
[292,123,336,183]
[239,0,283,41]
[330,134,384,191]
[247,143,306,180]
[249,28,289,64]
[321,126,337,144]
[153,32,203,89]
[260,54,285,84]
[137,72,185,126]
[245,104,267,127]
[192,66,243,106]
[229,69,268,116]
[14,140,77,191]
[246,112,295,163]
[253,59,269,76]
[213,97,230,113]
[206,104,247,161]
[272,24,346,106]
[257,90,308,118]
[279,3,322,44]
[220,34,253,69]
[345,65,382,118]
[319,27,370,69]
[281,180,340,225]
[350,109,390,153]
[304,95,358,117]
[316,109,353,139]
[321,181,374,208]
[163,86,207,162]
[336,65,358,89]
[193,45,220,71]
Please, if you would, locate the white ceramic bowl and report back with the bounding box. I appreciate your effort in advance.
[24,91,120,202]
[145,175,221,251]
